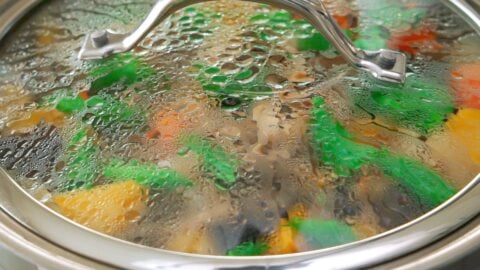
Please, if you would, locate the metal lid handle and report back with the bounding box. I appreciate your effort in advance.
[78,0,407,83]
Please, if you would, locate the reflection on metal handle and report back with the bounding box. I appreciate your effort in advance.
[78,0,407,83]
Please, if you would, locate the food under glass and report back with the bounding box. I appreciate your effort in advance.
[0,0,479,257]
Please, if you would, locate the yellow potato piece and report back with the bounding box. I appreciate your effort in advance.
[37,32,55,46]
[7,109,65,133]
[266,204,308,255]
[167,226,215,255]
[266,218,298,255]
[52,181,148,235]
[447,108,480,164]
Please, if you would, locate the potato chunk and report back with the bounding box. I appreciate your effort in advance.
[52,181,147,235]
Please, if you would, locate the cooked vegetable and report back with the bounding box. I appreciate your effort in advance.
[83,95,146,132]
[53,181,147,235]
[250,10,331,52]
[166,226,214,254]
[1,0,475,257]
[195,62,272,110]
[451,63,480,109]
[7,109,65,132]
[61,128,100,191]
[88,53,156,95]
[288,218,357,249]
[55,96,85,114]
[227,241,269,256]
[297,33,331,52]
[311,97,377,176]
[266,218,298,255]
[181,135,239,190]
[350,77,454,135]
[447,108,480,164]
[104,159,192,190]
[373,150,457,207]
[354,0,430,50]
[55,94,146,134]
[152,110,188,141]
[354,26,389,51]
[311,97,456,208]
[389,27,442,55]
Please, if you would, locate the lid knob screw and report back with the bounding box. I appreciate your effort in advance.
[91,30,109,48]
[378,51,397,70]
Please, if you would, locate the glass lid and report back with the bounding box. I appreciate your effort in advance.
[0,0,479,257]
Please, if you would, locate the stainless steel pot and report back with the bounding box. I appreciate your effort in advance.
[0,0,479,269]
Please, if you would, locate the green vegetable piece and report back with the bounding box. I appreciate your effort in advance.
[202,83,222,92]
[310,97,457,208]
[211,75,228,83]
[53,93,146,135]
[373,150,457,208]
[205,67,221,74]
[250,14,269,23]
[288,218,357,249]
[184,7,196,12]
[270,11,292,23]
[61,128,99,191]
[234,68,255,80]
[357,0,428,30]
[351,77,454,135]
[354,26,389,50]
[354,0,432,50]
[90,62,137,93]
[259,30,279,41]
[104,159,192,190]
[297,33,331,52]
[83,95,146,133]
[88,53,156,94]
[197,10,336,108]
[227,241,269,256]
[249,10,332,52]
[311,97,377,176]
[179,15,190,22]
[39,89,78,108]
[223,83,243,94]
[195,61,272,109]
[181,135,239,190]
[56,96,85,114]
[193,18,207,26]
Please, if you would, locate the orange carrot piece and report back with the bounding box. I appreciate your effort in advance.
[451,63,480,109]
[78,90,90,101]
[389,28,442,55]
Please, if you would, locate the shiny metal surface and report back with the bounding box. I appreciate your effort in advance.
[0,166,479,269]
[442,0,480,36]
[0,0,41,41]
[0,0,479,269]
[0,245,37,270]
[78,0,407,83]
[380,216,480,270]
[0,208,113,270]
